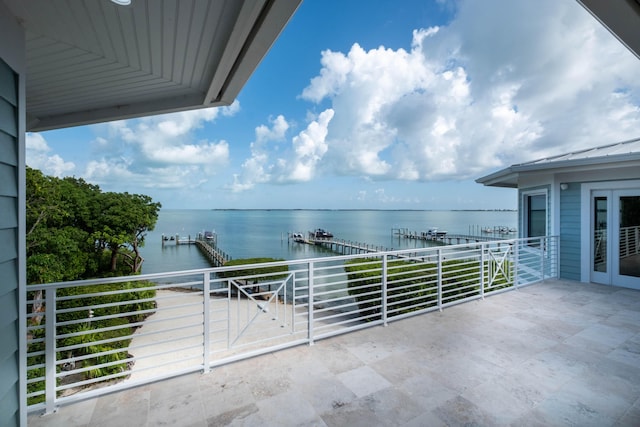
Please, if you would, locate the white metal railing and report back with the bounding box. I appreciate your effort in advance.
[25,236,558,414]
[620,225,640,259]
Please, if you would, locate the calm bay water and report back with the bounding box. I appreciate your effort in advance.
[140,210,518,275]
[139,210,517,274]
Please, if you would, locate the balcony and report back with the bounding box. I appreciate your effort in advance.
[24,236,640,425]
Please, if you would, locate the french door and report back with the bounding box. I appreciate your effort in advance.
[591,189,640,289]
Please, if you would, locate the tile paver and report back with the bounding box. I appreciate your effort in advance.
[28,279,640,426]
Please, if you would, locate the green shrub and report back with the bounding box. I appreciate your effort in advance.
[27,280,156,403]
[345,257,513,319]
[218,258,288,280]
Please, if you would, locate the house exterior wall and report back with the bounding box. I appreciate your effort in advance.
[558,183,581,281]
[517,179,583,281]
[0,3,25,426]
[515,167,640,285]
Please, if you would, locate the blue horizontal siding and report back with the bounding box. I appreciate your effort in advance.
[0,163,17,197]
[0,131,17,166]
[0,196,16,229]
[559,184,580,280]
[0,57,19,427]
[0,289,17,363]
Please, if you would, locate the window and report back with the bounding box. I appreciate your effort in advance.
[527,194,546,237]
[525,193,547,238]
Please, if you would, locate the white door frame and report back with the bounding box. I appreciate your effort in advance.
[590,190,610,285]
[581,180,640,287]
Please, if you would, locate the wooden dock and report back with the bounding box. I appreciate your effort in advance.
[194,237,230,267]
[287,231,393,255]
[162,233,230,267]
[392,228,507,245]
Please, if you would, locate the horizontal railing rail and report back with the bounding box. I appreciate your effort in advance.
[620,225,640,258]
[25,236,558,414]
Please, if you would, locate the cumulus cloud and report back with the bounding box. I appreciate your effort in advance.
[84,103,238,189]
[26,133,75,177]
[227,110,335,192]
[293,0,640,181]
[85,159,201,189]
[227,115,291,192]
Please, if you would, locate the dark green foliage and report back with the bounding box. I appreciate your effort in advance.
[26,166,161,282]
[26,167,160,403]
[26,280,156,405]
[58,319,132,379]
[345,257,513,320]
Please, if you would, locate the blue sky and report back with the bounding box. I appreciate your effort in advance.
[27,0,640,210]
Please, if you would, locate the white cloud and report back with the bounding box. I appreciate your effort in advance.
[294,0,640,181]
[226,110,336,192]
[226,115,292,192]
[84,103,239,190]
[283,109,333,182]
[106,103,236,166]
[85,159,203,190]
[256,115,289,143]
[231,0,640,194]
[26,133,75,177]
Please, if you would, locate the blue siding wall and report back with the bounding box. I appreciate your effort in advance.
[0,58,19,427]
[559,183,581,280]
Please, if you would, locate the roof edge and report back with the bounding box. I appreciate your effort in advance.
[476,142,640,187]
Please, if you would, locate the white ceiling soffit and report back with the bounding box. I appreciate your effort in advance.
[576,0,640,60]
[3,0,301,131]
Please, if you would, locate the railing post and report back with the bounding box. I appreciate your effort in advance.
[437,249,443,311]
[514,239,520,288]
[382,254,388,326]
[540,237,545,281]
[228,279,233,350]
[308,261,314,346]
[556,236,560,279]
[480,243,485,300]
[45,288,57,414]
[292,273,297,333]
[202,272,211,373]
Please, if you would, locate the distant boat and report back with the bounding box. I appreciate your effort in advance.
[204,231,215,240]
[314,228,333,239]
[426,228,447,239]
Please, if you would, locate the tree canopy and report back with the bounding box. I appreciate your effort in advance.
[26,167,161,284]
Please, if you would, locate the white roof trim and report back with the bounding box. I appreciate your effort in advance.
[476,137,640,188]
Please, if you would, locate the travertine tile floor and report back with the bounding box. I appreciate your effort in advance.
[28,280,640,426]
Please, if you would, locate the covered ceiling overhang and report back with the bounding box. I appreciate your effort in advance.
[2,0,301,132]
[576,0,640,60]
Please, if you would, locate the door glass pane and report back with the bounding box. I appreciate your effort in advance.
[619,196,640,278]
[594,196,607,273]
[527,194,546,237]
